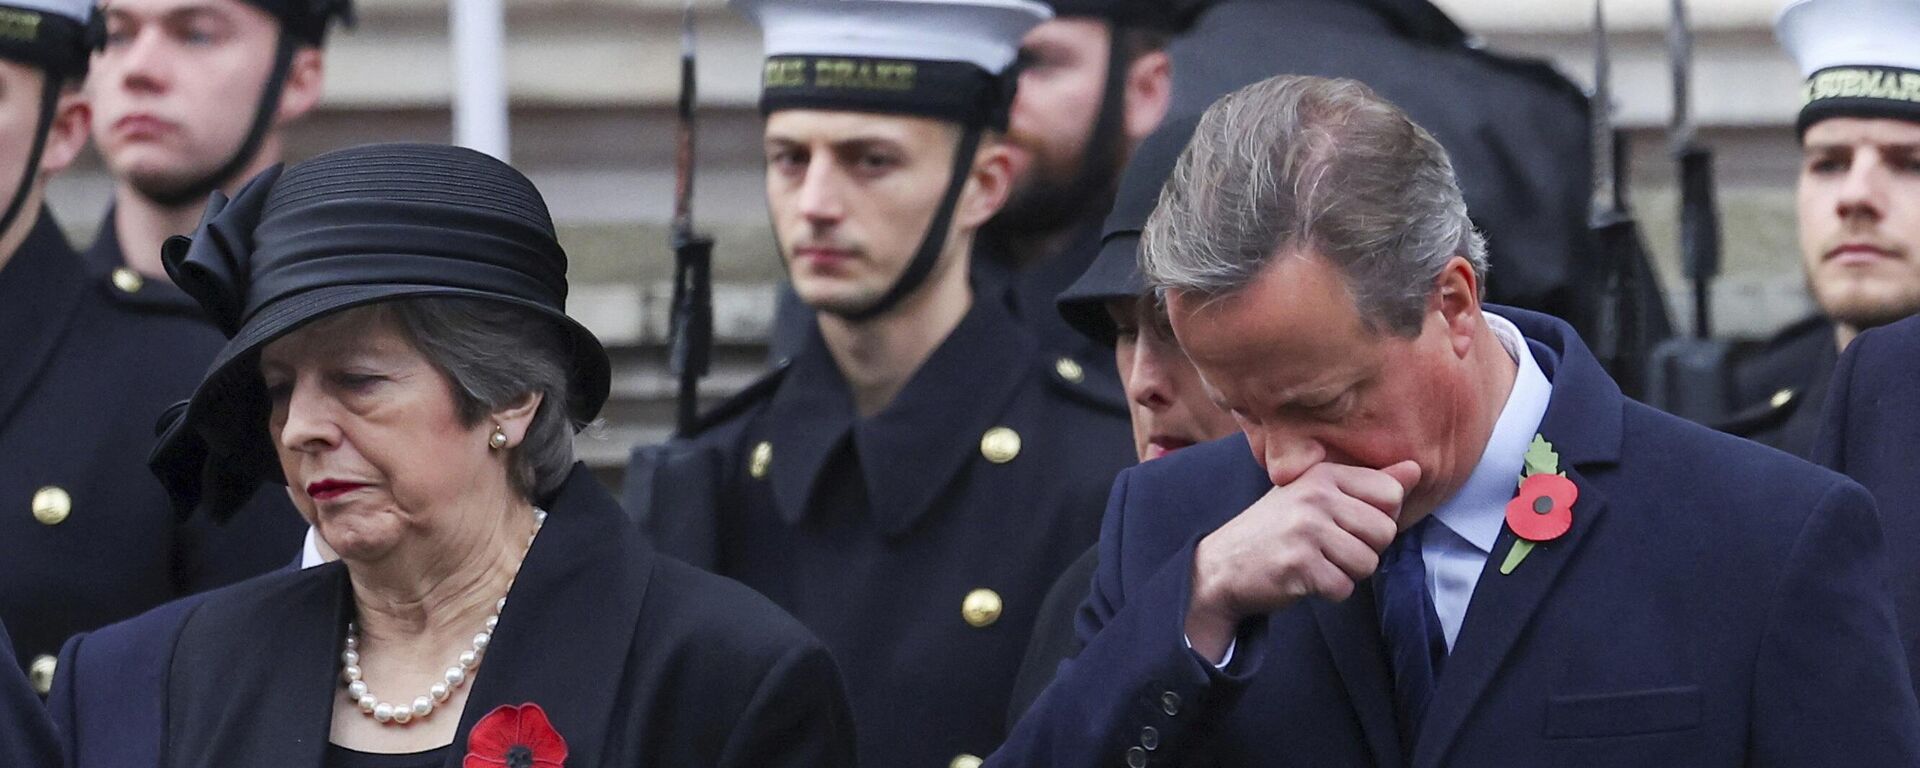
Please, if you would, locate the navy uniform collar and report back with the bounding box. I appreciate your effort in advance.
[762,297,1039,536]
[84,207,209,317]
[0,209,87,427]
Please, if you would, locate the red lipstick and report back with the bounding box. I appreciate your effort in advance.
[305,479,367,501]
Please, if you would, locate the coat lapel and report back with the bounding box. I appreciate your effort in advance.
[1309,588,1404,768]
[446,465,650,767]
[763,329,857,526]
[168,565,348,768]
[1411,312,1625,768]
[1411,471,1609,768]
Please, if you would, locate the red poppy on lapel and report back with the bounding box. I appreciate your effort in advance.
[1506,472,1577,543]
[464,703,568,768]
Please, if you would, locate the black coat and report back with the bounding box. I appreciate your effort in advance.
[1169,0,1607,340]
[627,297,1134,767]
[1815,314,1920,695]
[0,620,58,767]
[0,210,297,686]
[1713,315,1837,459]
[51,464,854,767]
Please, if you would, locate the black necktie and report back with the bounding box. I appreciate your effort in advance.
[1375,518,1448,759]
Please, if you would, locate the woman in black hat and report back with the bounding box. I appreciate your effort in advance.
[57,143,855,767]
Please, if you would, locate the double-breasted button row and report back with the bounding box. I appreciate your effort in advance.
[749,427,1027,477]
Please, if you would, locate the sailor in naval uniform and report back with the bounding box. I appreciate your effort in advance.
[625,1,1135,764]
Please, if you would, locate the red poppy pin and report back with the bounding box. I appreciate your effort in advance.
[1500,434,1577,575]
[464,703,569,768]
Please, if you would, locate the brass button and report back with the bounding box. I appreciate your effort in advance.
[1126,746,1148,768]
[749,441,773,479]
[1054,357,1085,384]
[949,755,983,768]
[111,267,144,294]
[27,654,55,696]
[980,427,1021,464]
[1770,387,1796,409]
[961,588,1003,628]
[31,486,71,526]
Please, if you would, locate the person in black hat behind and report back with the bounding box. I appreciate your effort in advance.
[51,143,856,768]
[0,0,200,695]
[1003,112,1240,724]
[625,0,1134,765]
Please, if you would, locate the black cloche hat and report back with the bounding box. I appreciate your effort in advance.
[150,143,612,521]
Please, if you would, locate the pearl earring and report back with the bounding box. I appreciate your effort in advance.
[488,426,508,450]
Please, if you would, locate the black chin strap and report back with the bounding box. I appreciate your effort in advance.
[0,77,62,241]
[832,124,987,323]
[1068,23,1132,213]
[146,33,297,208]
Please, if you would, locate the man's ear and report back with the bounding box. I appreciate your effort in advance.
[38,88,90,176]
[1433,255,1482,357]
[1122,49,1172,145]
[957,139,1015,230]
[275,47,326,126]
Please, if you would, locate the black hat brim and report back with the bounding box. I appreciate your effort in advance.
[1055,231,1147,347]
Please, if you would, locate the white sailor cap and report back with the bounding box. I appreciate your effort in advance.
[0,0,92,77]
[1777,0,1920,134]
[736,0,1052,129]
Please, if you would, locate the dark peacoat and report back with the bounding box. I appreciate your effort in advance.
[628,296,1134,767]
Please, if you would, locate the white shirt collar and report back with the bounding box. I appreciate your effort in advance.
[299,526,327,569]
[1427,311,1553,554]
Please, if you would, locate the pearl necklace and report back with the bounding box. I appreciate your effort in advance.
[340,508,547,725]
